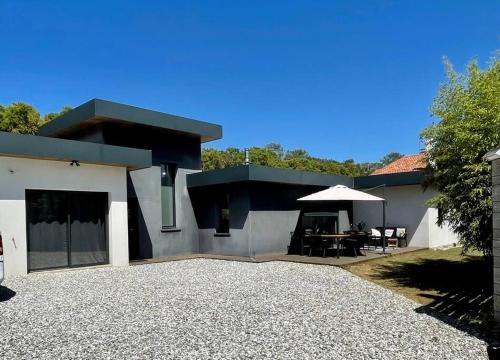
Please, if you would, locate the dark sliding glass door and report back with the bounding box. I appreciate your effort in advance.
[27,190,108,272]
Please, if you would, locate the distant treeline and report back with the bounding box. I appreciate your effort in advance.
[202,144,403,176]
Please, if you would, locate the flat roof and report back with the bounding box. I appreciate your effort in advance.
[187,164,354,188]
[353,171,424,189]
[187,165,424,189]
[39,99,222,143]
[0,131,152,170]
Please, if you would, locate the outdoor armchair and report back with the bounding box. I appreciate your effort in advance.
[368,228,382,249]
[396,227,408,247]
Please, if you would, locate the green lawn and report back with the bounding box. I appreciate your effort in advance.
[344,247,494,339]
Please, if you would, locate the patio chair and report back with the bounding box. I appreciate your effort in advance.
[341,238,364,257]
[308,236,329,257]
[355,233,368,256]
[368,228,382,249]
[385,228,398,248]
[301,229,313,255]
[396,228,408,247]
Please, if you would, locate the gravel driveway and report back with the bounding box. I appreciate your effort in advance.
[0,259,487,359]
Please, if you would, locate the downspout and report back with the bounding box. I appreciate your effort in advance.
[363,183,387,253]
[382,200,386,254]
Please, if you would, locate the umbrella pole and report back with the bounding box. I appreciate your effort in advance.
[382,200,386,254]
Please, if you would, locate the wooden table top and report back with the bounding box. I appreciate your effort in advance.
[303,234,351,238]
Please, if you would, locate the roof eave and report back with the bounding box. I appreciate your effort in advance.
[186,164,353,188]
[0,131,152,170]
[39,98,222,142]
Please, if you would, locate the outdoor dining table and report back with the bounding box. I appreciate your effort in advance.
[302,233,351,258]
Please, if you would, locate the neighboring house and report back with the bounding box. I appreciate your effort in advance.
[353,153,459,249]
[0,99,458,278]
[371,153,426,175]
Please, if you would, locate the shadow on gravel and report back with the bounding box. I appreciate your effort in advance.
[372,255,495,342]
[0,285,16,302]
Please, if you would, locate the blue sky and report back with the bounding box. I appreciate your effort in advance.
[1,1,499,162]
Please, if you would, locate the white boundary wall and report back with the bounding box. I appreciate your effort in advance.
[0,156,129,278]
[353,184,458,248]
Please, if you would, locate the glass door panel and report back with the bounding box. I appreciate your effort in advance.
[27,190,69,271]
[69,192,108,267]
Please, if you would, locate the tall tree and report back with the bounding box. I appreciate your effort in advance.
[0,102,42,134]
[421,56,500,255]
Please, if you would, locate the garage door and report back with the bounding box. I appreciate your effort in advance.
[26,190,108,272]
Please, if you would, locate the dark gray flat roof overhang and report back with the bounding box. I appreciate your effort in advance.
[187,164,354,188]
[0,131,152,170]
[39,99,222,143]
[188,165,424,189]
[353,171,423,189]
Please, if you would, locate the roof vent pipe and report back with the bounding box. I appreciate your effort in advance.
[244,148,250,165]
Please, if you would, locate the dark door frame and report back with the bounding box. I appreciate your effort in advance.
[26,189,109,272]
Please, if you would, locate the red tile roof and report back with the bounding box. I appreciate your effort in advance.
[371,153,427,175]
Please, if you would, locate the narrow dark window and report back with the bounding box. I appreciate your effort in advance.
[161,163,176,228]
[216,194,230,234]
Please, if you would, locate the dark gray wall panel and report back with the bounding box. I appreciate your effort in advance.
[190,181,353,256]
[128,167,200,258]
[65,123,202,170]
[193,183,252,256]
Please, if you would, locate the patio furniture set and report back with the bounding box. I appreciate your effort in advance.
[299,227,407,259]
[292,185,409,259]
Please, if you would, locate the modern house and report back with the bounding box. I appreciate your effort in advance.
[0,99,458,278]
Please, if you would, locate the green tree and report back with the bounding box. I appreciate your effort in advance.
[0,102,72,135]
[359,161,382,174]
[284,149,309,160]
[421,56,500,255]
[0,102,42,134]
[43,106,72,123]
[224,147,245,167]
[381,152,404,166]
[248,146,282,167]
[264,143,285,159]
[201,148,226,170]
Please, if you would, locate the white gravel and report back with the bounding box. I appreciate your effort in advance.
[0,259,488,359]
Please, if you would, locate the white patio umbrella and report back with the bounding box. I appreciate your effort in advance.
[297,184,384,202]
[297,185,387,253]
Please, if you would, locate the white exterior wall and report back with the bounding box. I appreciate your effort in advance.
[353,184,458,248]
[0,156,129,278]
